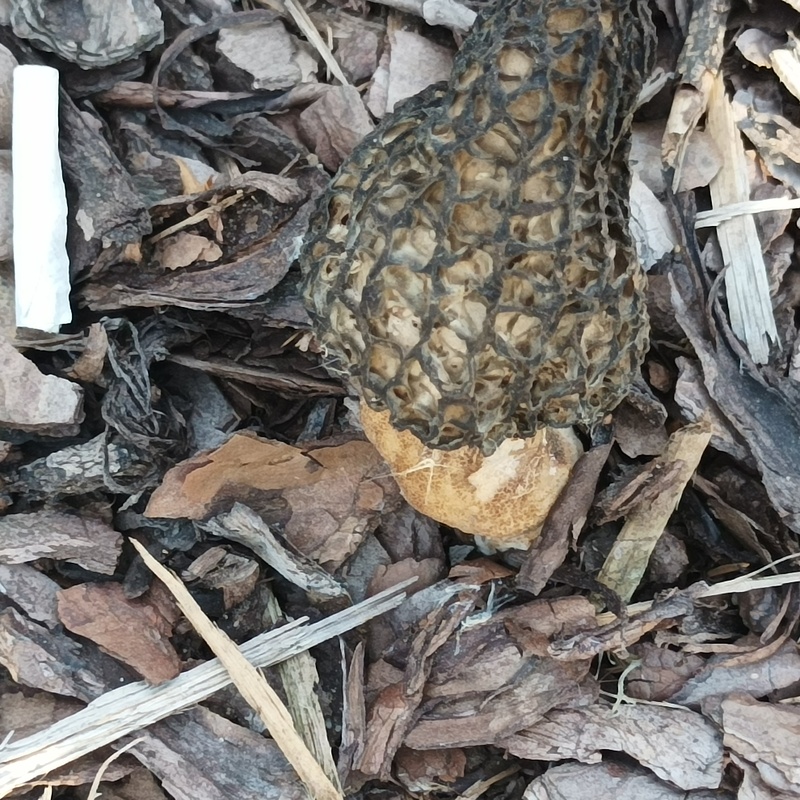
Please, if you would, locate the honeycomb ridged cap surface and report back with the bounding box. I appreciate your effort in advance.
[301,0,655,454]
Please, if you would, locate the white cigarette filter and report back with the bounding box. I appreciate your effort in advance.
[12,64,71,332]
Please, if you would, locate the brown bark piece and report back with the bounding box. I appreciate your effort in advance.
[200,503,347,600]
[662,0,731,179]
[503,704,724,790]
[0,690,84,740]
[282,440,401,568]
[733,91,800,189]
[165,353,343,397]
[145,433,322,520]
[0,339,83,435]
[395,746,466,792]
[339,642,367,786]
[629,174,679,270]
[128,706,306,800]
[58,88,151,274]
[0,563,61,628]
[216,21,317,90]
[5,434,150,500]
[130,538,343,800]
[596,422,712,602]
[147,434,398,569]
[625,642,705,701]
[336,28,380,83]
[356,593,478,778]
[182,546,260,610]
[550,585,706,660]
[614,388,670,458]
[669,640,800,705]
[404,657,593,750]
[722,694,800,794]
[0,510,122,574]
[0,691,136,793]
[81,171,324,311]
[674,356,750,461]
[369,557,443,597]
[522,761,694,800]
[632,121,721,194]
[100,767,170,800]
[0,607,134,701]
[671,264,800,534]
[400,597,597,749]
[57,583,181,684]
[518,440,612,595]
[11,0,163,68]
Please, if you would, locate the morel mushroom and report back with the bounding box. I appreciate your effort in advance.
[300,0,655,547]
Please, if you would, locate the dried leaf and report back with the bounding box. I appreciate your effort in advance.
[154,232,223,271]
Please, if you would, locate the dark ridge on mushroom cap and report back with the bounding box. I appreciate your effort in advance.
[300,0,656,454]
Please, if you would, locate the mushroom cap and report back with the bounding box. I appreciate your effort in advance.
[301,0,654,455]
[361,403,582,548]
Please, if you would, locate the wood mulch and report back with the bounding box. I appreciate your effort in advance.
[2,0,800,798]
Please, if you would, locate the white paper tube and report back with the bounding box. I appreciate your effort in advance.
[12,65,71,332]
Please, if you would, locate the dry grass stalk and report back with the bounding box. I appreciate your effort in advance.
[130,538,343,800]
[0,577,414,797]
[263,588,342,792]
[706,71,778,364]
[597,421,712,602]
